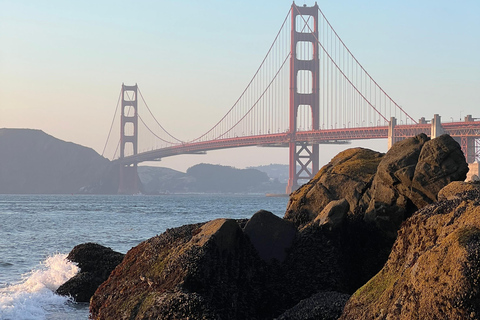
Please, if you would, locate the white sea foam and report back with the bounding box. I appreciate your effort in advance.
[0,253,80,320]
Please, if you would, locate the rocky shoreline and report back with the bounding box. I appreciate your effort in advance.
[58,134,480,319]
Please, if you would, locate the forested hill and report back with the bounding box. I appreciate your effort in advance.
[0,128,117,194]
[138,163,286,194]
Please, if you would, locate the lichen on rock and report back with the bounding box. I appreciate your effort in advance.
[340,189,480,320]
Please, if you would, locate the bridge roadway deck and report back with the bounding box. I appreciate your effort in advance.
[116,121,480,165]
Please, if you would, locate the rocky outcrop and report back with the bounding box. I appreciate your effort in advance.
[340,189,480,320]
[86,134,471,319]
[412,134,470,203]
[364,134,468,236]
[285,147,384,226]
[314,198,349,231]
[90,219,270,320]
[285,134,468,238]
[362,134,429,236]
[56,243,124,302]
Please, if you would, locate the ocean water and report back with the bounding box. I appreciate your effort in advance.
[0,194,289,320]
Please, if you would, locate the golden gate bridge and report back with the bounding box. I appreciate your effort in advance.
[102,3,480,194]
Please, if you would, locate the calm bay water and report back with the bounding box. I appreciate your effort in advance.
[0,194,288,320]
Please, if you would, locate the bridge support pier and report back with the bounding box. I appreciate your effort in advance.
[287,141,319,194]
[460,137,476,163]
[118,164,140,194]
[461,115,478,163]
[431,114,444,138]
[388,117,397,149]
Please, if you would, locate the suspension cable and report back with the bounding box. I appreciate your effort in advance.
[137,87,184,143]
[138,113,177,144]
[216,52,291,140]
[317,7,416,124]
[294,7,388,123]
[102,87,122,157]
[190,7,292,143]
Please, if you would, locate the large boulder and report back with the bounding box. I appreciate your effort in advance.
[90,219,269,320]
[362,134,429,236]
[280,134,469,312]
[56,243,124,302]
[340,189,480,320]
[364,134,468,237]
[244,210,296,263]
[285,147,383,227]
[411,134,469,206]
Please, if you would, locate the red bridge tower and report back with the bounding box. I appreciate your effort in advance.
[286,3,320,194]
[118,84,140,194]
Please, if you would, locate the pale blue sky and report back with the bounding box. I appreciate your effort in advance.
[1,1,479,171]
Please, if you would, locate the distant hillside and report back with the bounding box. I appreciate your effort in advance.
[248,164,289,183]
[137,166,193,193]
[0,129,118,194]
[0,129,288,194]
[138,163,286,194]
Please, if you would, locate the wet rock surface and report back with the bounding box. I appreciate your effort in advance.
[56,243,124,302]
[90,219,270,320]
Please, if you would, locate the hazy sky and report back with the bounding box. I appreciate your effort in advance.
[1,1,479,172]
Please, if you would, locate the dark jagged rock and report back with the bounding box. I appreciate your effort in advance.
[340,189,480,320]
[56,243,124,302]
[411,134,469,206]
[364,134,468,237]
[362,134,429,236]
[275,291,350,320]
[243,210,296,263]
[90,219,268,320]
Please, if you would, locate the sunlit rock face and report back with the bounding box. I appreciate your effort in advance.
[56,243,124,302]
[285,134,468,238]
[340,189,480,320]
[284,147,383,227]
